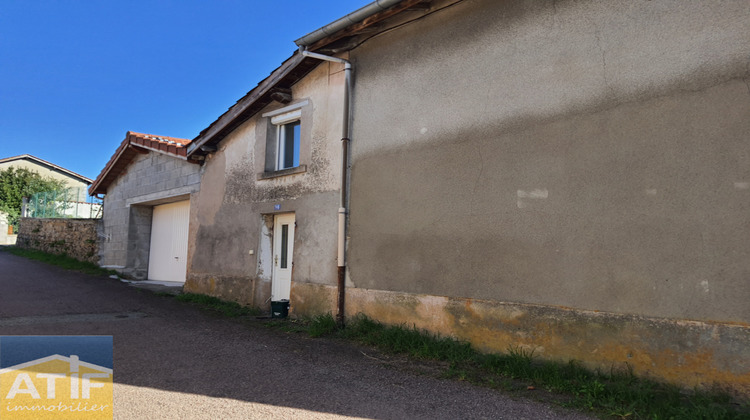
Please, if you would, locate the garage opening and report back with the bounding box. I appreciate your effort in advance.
[147,200,190,283]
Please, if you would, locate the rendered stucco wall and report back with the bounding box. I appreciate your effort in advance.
[348,0,750,324]
[187,61,345,308]
[99,152,200,279]
[342,0,750,394]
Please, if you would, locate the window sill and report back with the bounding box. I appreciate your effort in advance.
[257,165,307,180]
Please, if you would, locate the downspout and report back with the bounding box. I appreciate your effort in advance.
[300,49,351,326]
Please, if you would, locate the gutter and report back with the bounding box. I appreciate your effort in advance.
[300,49,351,326]
[294,0,403,47]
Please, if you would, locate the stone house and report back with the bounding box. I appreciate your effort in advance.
[0,154,92,244]
[285,0,748,396]
[89,132,201,281]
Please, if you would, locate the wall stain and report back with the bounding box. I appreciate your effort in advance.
[294,285,750,398]
[185,273,257,306]
[223,140,335,205]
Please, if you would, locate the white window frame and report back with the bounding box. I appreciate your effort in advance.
[262,101,308,172]
[272,110,301,170]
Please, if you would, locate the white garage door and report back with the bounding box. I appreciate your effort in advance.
[147,200,190,283]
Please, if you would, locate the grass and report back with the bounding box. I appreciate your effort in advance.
[1,246,117,277]
[176,293,261,318]
[300,313,749,420]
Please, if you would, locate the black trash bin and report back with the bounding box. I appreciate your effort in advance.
[271,299,289,318]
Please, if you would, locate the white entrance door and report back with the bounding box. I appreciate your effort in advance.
[147,200,190,283]
[271,213,295,301]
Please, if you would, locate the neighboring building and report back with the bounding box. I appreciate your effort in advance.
[0,154,92,244]
[0,154,92,193]
[183,53,346,309]
[89,132,201,281]
[288,0,749,396]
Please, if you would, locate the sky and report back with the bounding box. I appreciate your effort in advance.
[0,0,371,181]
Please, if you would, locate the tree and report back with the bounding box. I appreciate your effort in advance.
[0,167,66,230]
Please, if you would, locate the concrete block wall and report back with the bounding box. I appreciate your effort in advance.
[16,218,100,263]
[99,152,200,278]
[124,205,153,279]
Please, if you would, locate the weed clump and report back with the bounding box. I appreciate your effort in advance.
[3,246,117,276]
[297,314,748,420]
[308,313,339,337]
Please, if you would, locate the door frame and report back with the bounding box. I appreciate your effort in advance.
[271,212,295,301]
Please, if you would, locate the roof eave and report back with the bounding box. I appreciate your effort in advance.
[88,135,134,196]
[294,0,404,47]
[89,132,192,196]
[187,0,453,157]
[293,0,442,54]
[187,53,315,157]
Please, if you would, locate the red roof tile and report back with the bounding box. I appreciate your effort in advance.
[89,131,194,196]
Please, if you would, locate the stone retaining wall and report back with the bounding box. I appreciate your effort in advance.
[16,218,101,263]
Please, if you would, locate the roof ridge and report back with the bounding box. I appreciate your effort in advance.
[127,131,191,146]
[89,131,197,196]
[0,154,93,183]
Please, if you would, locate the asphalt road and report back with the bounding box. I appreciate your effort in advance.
[0,249,593,419]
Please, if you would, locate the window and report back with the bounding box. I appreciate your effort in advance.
[276,120,300,170]
[260,100,309,178]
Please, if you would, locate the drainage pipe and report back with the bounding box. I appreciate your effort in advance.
[301,49,351,326]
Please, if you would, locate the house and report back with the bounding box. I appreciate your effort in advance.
[287,0,750,396]
[89,132,201,282]
[0,154,92,193]
[114,0,748,395]
[0,154,92,244]
[183,51,347,308]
